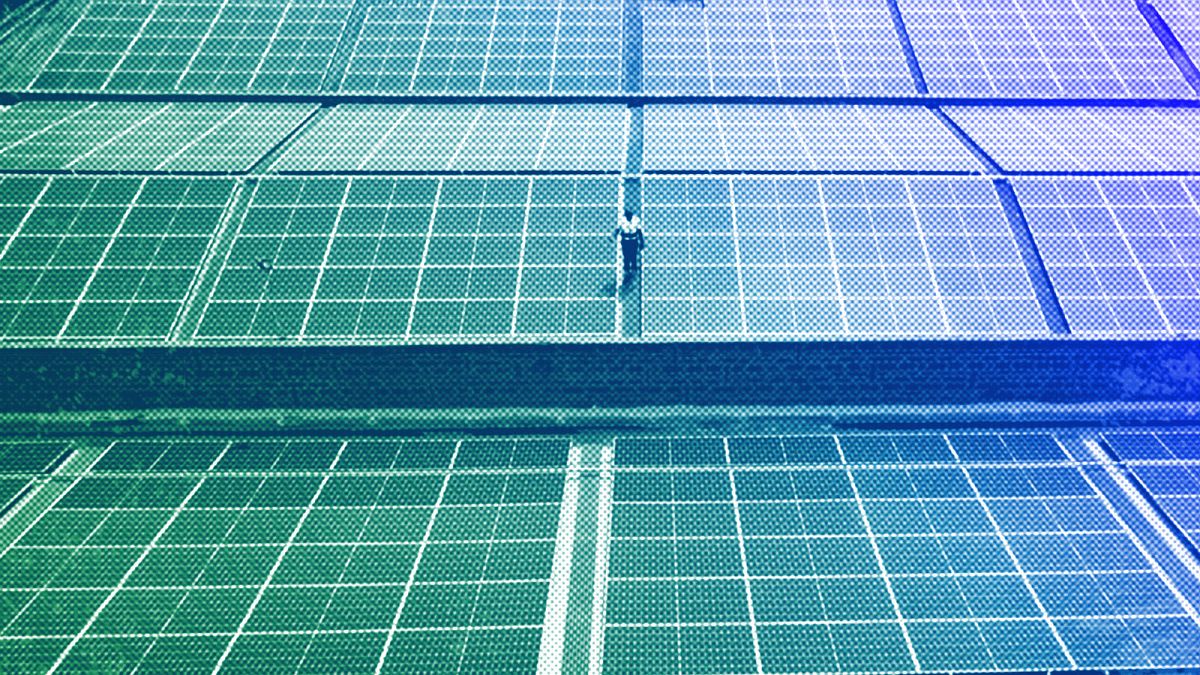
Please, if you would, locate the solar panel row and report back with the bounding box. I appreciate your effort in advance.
[5,173,1200,342]
[270,104,626,174]
[0,176,235,341]
[4,433,1200,673]
[640,176,1048,337]
[604,433,1200,673]
[642,105,982,174]
[12,0,1200,98]
[1013,176,1200,334]
[196,176,620,340]
[3,103,1200,176]
[0,101,315,173]
[0,438,570,673]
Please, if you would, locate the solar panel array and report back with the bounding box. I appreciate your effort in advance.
[195,177,619,340]
[1012,177,1200,334]
[897,0,1196,98]
[271,104,626,173]
[1105,432,1200,551]
[0,102,315,173]
[339,0,623,94]
[1147,0,1200,68]
[0,177,235,341]
[643,106,982,174]
[641,0,915,96]
[28,0,355,93]
[0,437,570,672]
[0,440,73,515]
[605,433,1200,673]
[641,176,1046,337]
[0,431,1198,673]
[945,106,1200,173]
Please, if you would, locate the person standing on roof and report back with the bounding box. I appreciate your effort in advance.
[615,210,645,281]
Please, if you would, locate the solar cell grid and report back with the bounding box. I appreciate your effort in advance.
[642,176,1047,338]
[271,104,626,173]
[945,106,1200,173]
[643,105,983,174]
[898,0,1196,99]
[605,433,1200,673]
[30,0,354,93]
[0,176,236,341]
[1148,0,1200,74]
[1104,432,1200,557]
[195,176,620,340]
[339,0,622,94]
[1012,176,1200,334]
[0,437,569,673]
[642,0,915,96]
[0,101,315,173]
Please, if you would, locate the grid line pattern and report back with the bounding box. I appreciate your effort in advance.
[271,104,626,173]
[28,0,354,93]
[1012,176,1200,334]
[603,433,1200,673]
[642,0,915,96]
[0,176,236,341]
[898,0,1196,99]
[1105,431,1200,554]
[945,106,1200,173]
[643,105,983,174]
[338,0,623,94]
[195,176,620,340]
[0,102,315,173]
[0,437,570,673]
[642,176,1047,337]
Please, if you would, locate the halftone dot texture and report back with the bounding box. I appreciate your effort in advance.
[1,0,1200,672]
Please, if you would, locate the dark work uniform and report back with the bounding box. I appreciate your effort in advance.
[616,216,644,274]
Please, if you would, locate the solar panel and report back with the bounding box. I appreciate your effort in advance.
[29,0,354,93]
[195,176,619,341]
[0,437,569,672]
[271,104,626,174]
[897,0,1195,98]
[0,440,74,513]
[0,176,236,341]
[0,102,315,173]
[1106,432,1200,554]
[642,176,1048,338]
[642,0,915,95]
[605,433,1200,673]
[1011,177,1200,334]
[643,105,982,174]
[338,0,623,94]
[945,106,1200,173]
